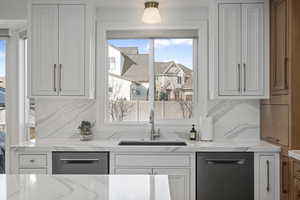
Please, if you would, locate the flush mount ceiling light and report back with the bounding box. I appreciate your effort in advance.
[142,1,161,24]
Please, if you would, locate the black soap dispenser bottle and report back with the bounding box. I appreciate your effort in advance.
[190,124,197,141]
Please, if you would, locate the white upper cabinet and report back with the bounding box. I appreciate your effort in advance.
[31,5,59,96]
[29,1,95,98]
[58,5,85,96]
[242,4,264,96]
[218,4,242,96]
[210,0,269,99]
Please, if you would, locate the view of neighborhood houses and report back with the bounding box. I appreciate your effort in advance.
[107,39,194,122]
[0,40,6,173]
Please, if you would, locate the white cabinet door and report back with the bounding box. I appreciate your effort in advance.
[242,3,264,96]
[19,168,47,174]
[115,168,152,175]
[31,5,59,96]
[259,155,275,200]
[58,5,85,96]
[153,168,190,200]
[218,4,242,96]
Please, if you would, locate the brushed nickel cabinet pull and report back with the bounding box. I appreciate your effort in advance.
[284,57,288,90]
[282,161,288,194]
[238,64,241,92]
[266,160,270,192]
[243,63,246,92]
[53,64,57,92]
[59,64,62,92]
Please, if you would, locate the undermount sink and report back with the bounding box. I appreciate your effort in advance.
[118,140,187,146]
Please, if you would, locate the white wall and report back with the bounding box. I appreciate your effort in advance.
[0,0,28,20]
[34,6,260,142]
[97,7,209,23]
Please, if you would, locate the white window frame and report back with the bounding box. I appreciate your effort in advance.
[18,34,35,142]
[96,21,208,130]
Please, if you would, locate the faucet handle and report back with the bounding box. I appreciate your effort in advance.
[155,128,160,138]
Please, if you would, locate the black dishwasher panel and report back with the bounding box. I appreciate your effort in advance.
[52,152,109,174]
[197,152,254,200]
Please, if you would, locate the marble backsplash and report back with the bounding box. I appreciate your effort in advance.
[35,99,260,142]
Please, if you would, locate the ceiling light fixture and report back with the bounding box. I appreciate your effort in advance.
[142,1,161,24]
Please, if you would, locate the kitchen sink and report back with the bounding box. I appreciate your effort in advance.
[118,140,187,146]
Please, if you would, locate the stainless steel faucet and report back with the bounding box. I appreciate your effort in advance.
[149,109,160,140]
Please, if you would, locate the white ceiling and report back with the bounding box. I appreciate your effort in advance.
[95,0,209,9]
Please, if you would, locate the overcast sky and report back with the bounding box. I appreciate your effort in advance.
[108,39,193,69]
[0,40,5,77]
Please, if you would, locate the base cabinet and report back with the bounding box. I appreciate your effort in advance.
[111,153,195,200]
[258,155,276,200]
[281,155,290,200]
[256,153,280,200]
[153,168,190,200]
[292,159,300,200]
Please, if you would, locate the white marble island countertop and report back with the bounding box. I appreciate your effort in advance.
[0,174,171,200]
[288,150,300,160]
[11,138,281,153]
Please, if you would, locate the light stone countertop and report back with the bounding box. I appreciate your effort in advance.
[0,174,171,200]
[288,150,300,160]
[10,138,281,153]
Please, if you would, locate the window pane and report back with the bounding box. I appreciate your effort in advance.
[0,40,5,174]
[154,39,194,120]
[107,39,150,122]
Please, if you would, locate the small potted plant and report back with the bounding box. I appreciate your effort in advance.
[78,121,94,141]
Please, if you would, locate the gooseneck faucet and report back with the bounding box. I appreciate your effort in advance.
[149,109,160,140]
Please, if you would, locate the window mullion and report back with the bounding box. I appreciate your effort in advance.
[148,39,155,112]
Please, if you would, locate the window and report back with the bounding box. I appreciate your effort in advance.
[0,39,6,173]
[106,36,196,122]
[177,77,182,84]
[19,35,36,140]
[109,56,116,70]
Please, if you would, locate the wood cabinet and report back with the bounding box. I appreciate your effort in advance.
[281,155,290,200]
[261,1,300,200]
[111,152,195,200]
[29,1,95,98]
[210,0,269,99]
[271,0,288,95]
[261,104,289,146]
[291,159,300,200]
[294,179,300,200]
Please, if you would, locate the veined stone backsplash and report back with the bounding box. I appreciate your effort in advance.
[36,99,259,142]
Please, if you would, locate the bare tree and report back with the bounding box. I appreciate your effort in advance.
[179,101,193,119]
[108,81,134,121]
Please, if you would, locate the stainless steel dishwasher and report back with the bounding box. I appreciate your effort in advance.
[197,152,254,200]
[52,152,109,174]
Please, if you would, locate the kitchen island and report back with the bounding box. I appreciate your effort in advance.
[0,174,171,200]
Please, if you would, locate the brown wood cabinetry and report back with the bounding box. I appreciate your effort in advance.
[294,179,300,200]
[292,159,300,200]
[261,0,300,199]
[271,0,288,95]
[281,155,290,200]
[261,104,289,146]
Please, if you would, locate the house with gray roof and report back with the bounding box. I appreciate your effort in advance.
[108,45,193,101]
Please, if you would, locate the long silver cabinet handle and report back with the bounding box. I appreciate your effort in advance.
[53,64,57,92]
[266,160,270,192]
[60,158,100,164]
[238,64,241,92]
[59,64,62,92]
[60,159,100,161]
[243,63,246,92]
